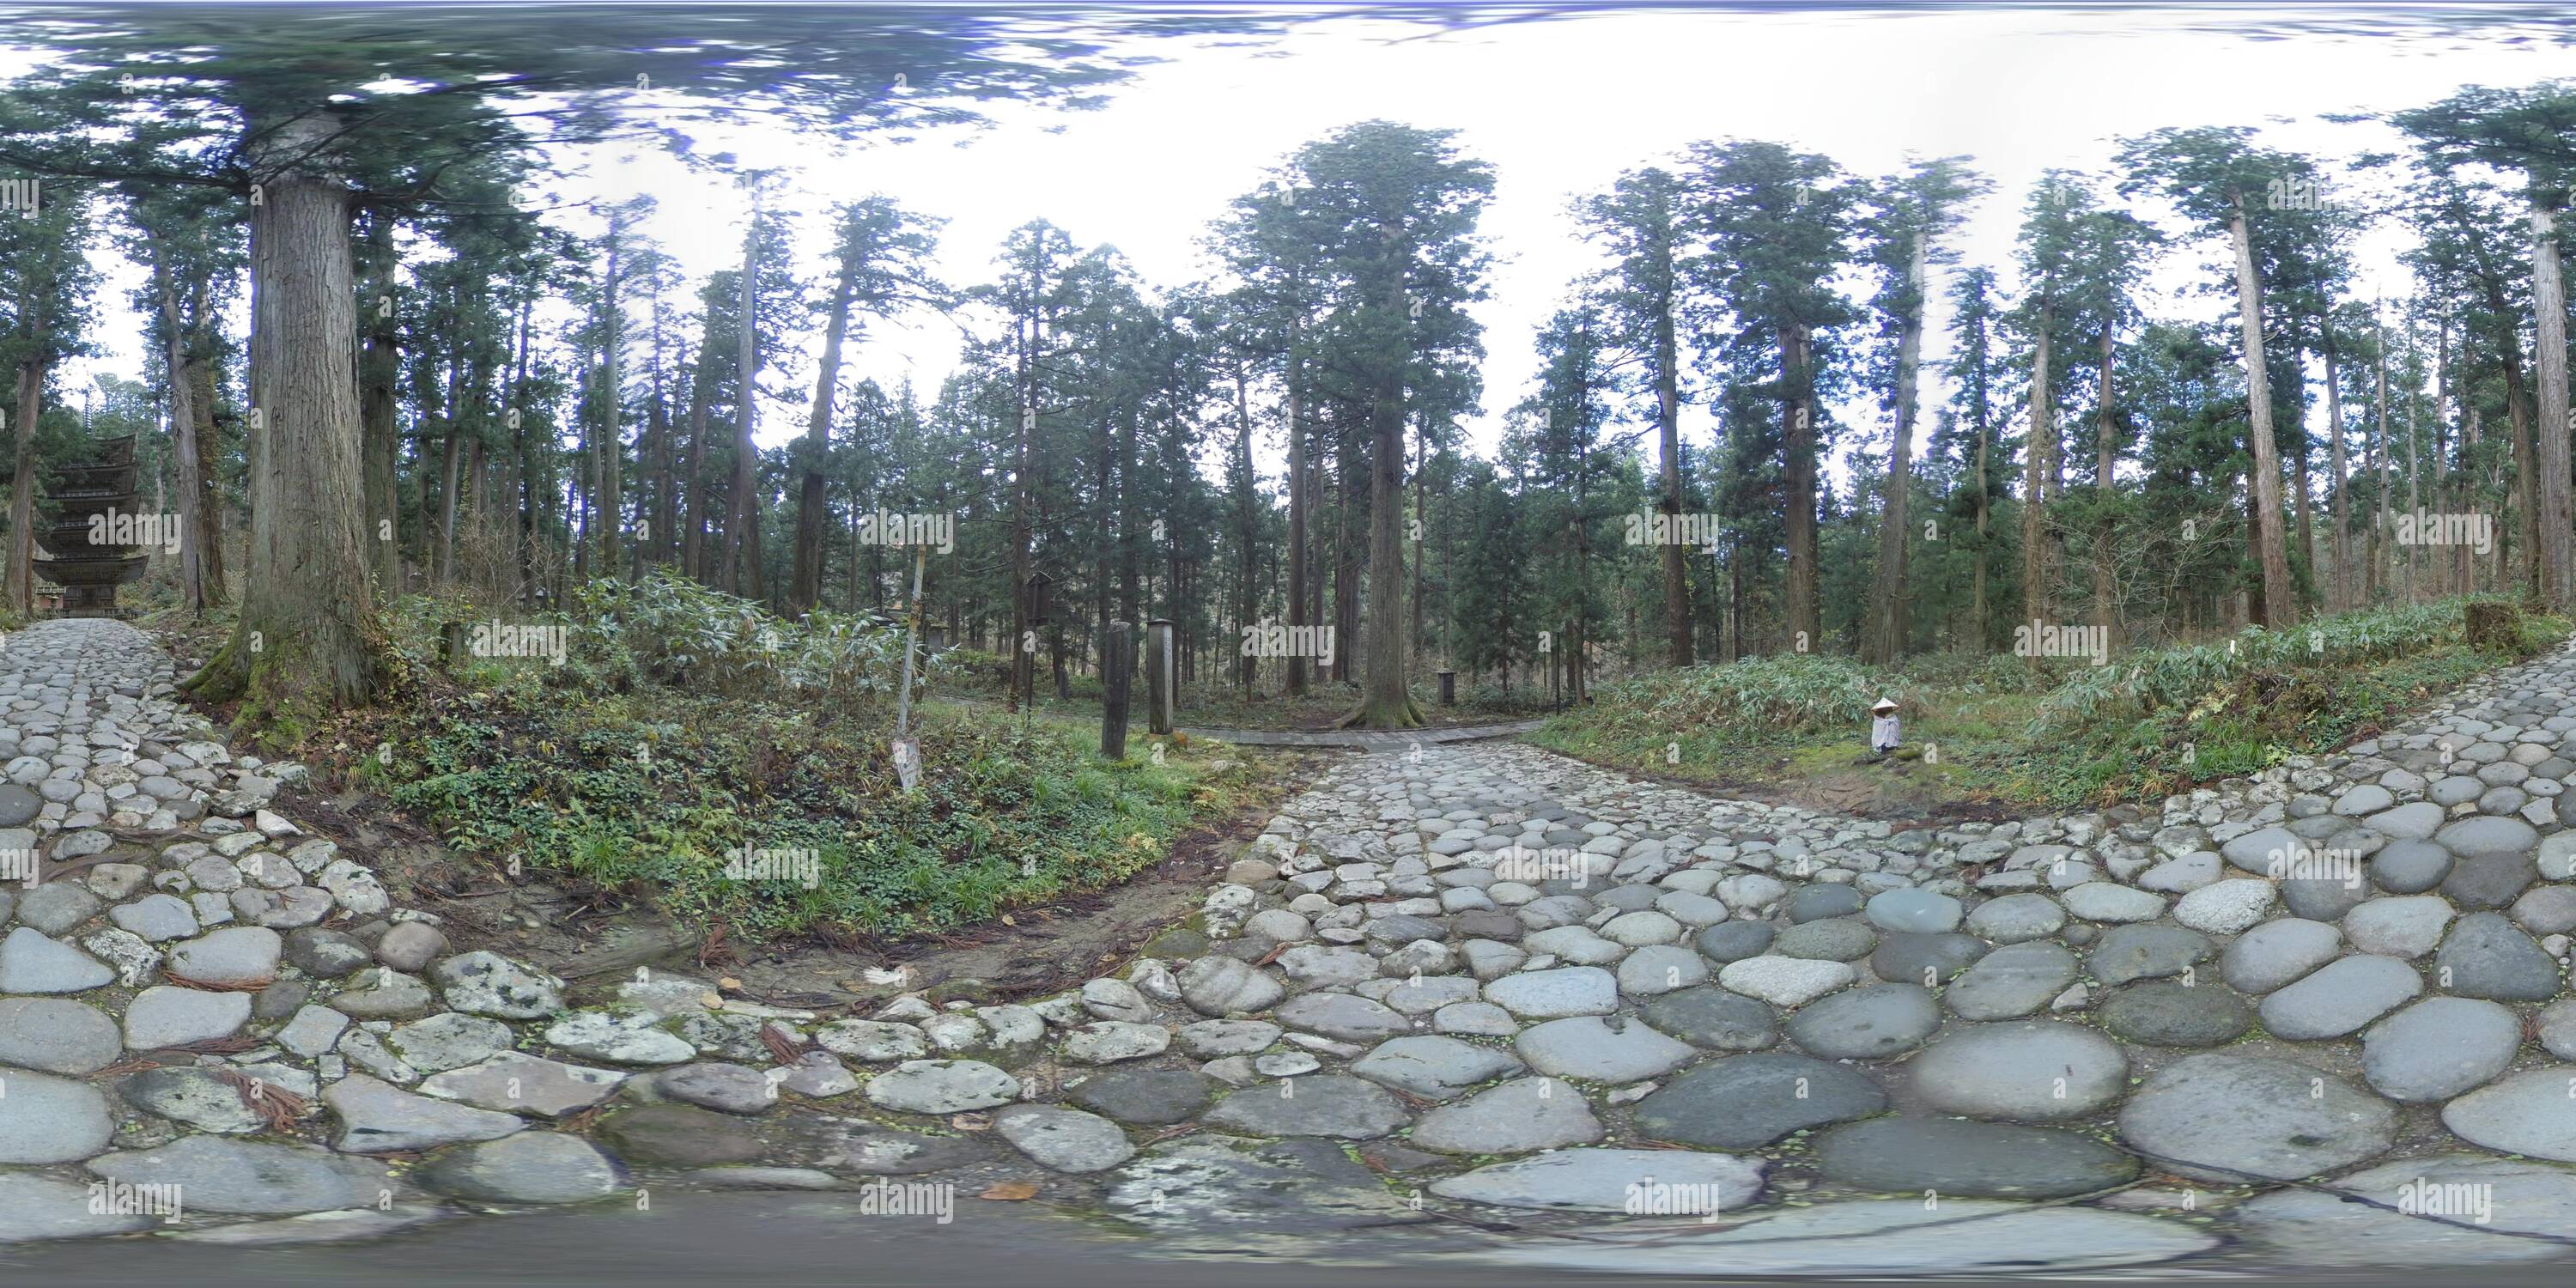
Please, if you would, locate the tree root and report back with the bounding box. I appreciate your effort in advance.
[1335,692,1427,730]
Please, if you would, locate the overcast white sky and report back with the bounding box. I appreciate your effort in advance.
[42,4,2576,483]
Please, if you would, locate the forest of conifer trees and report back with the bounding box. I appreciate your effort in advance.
[0,9,2568,736]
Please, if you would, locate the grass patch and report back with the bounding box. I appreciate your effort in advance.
[1532,598,2569,813]
[307,573,1261,945]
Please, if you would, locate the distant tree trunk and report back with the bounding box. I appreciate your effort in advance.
[681,359,709,584]
[1231,358,1259,694]
[1285,306,1309,696]
[2091,325,2117,649]
[1334,439,1358,686]
[1116,407,1139,624]
[153,249,225,614]
[184,109,386,746]
[1972,409,1990,650]
[845,499,863,610]
[1656,270,1691,667]
[594,216,624,580]
[457,345,496,581]
[2368,307,2389,603]
[465,439,489,580]
[1865,225,1928,665]
[1009,296,1037,713]
[789,229,859,614]
[2534,191,2572,610]
[356,210,399,600]
[435,341,465,586]
[1782,319,1820,653]
[2323,319,2350,612]
[722,219,760,598]
[647,285,675,570]
[1411,411,1425,667]
[2023,299,2054,654]
[2511,352,2540,604]
[2293,355,2316,592]
[2419,316,2438,601]
[186,344,226,605]
[2228,197,2295,628]
[511,293,537,598]
[1727,546,1745,662]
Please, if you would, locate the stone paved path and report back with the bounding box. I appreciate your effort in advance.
[1183,719,1546,749]
[16,618,2576,1273]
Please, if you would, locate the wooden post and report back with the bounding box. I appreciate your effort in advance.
[1437,670,1456,706]
[1145,618,1176,736]
[1101,620,1133,759]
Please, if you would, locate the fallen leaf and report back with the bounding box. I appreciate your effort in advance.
[979,1182,1041,1201]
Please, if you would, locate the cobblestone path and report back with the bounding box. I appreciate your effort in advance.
[11,617,2576,1274]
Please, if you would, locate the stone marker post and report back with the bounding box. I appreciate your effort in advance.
[1102,620,1133,760]
[1437,670,1456,706]
[1145,618,1176,736]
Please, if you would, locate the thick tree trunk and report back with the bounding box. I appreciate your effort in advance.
[6,357,36,615]
[1866,227,1928,666]
[1348,260,1421,728]
[2535,193,2573,609]
[1782,320,1820,653]
[2229,199,2295,629]
[184,110,385,747]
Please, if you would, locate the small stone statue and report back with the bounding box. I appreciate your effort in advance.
[1869,697,1901,759]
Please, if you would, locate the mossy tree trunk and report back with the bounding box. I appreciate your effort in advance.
[182,110,387,749]
[1347,238,1422,730]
